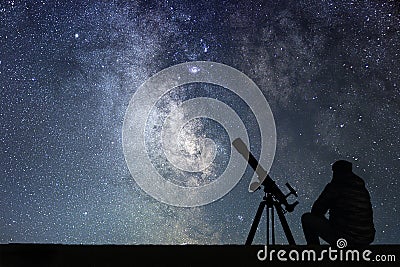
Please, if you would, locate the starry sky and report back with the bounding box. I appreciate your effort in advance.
[0,0,399,245]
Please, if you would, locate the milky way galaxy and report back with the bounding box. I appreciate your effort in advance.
[0,1,399,244]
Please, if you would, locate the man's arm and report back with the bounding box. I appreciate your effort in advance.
[311,183,334,216]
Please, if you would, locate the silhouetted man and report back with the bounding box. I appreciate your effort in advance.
[302,160,375,245]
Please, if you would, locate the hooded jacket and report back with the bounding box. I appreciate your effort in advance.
[311,171,375,244]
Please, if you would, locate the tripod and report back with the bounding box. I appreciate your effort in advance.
[245,186,296,245]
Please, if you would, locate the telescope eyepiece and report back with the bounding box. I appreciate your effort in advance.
[285,201,299,213]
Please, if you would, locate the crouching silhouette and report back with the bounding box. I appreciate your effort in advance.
[302,160,375,245]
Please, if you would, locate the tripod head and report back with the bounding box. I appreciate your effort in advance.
[258,175,299,212]
[232,138,299,213]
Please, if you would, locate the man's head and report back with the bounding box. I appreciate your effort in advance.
[332,160,353,174]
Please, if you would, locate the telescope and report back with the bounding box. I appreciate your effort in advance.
[232,138,299,245]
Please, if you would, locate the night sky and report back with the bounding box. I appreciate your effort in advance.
[1,0,399,245]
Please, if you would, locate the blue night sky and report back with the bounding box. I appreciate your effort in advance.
[0,0,399,244]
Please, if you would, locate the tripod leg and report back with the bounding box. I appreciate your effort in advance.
[266,202,269,246]
[271,205,275,245]
[245,201,266,245]
[274,202,296,245]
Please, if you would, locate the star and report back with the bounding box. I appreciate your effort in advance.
[0,0,398,245]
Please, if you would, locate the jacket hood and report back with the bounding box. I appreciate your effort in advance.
[332,172,365,187]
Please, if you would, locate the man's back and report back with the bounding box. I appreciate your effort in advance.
[311,170,375,244]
